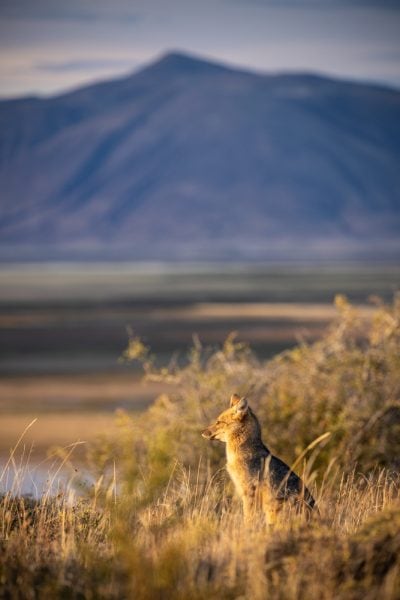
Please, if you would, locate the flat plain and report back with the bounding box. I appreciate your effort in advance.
[0,263,398,461]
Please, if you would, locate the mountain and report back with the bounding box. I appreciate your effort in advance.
[1,51,399,262]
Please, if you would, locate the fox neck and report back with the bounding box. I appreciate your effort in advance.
[225,425,270,467]
[226,435,268,458]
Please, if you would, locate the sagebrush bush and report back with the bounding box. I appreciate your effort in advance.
[89,295,400,502]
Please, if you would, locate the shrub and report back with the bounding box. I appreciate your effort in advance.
[92,295,400,503]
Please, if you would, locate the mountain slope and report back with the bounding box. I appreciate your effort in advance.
[1,52,399,261]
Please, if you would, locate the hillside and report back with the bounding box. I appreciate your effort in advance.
[1,51,399,261]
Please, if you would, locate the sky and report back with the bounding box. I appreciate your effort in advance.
[1,0,400,98]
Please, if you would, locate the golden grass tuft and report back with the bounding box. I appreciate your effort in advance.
[1,463,400,599]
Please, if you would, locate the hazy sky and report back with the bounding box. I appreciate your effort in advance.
[1,0,400,97]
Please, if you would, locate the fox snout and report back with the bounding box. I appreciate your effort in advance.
[201,428,215,440]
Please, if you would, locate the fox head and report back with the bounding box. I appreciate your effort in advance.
[201,394,259,443]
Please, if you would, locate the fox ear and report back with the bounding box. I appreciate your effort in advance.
[230,394,241,407]
[235,397,248,418]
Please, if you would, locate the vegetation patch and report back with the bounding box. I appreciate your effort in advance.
[1,296,400,598]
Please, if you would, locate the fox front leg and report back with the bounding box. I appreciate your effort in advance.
[242,495,254,520]
[242,482,262,520]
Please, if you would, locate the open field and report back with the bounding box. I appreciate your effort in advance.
[0,264,399,466]
[0,412,117,461]
[0,374,168,413]
[0,301,353,376]
[1,263,398,304]
[1,264,398,372]
[0,376,173,465]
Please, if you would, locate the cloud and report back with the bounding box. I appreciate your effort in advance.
[0,1,141,23]
[35,58,136,73]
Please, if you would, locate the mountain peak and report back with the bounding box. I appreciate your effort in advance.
[144,50,233,76]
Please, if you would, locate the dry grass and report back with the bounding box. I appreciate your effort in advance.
[0,459,399,599]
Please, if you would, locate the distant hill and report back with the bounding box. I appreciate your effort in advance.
[1,51,399,262]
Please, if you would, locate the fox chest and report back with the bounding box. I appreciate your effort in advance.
[226,456,259,498]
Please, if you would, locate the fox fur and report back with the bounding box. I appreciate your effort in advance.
[202,394,315,522]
